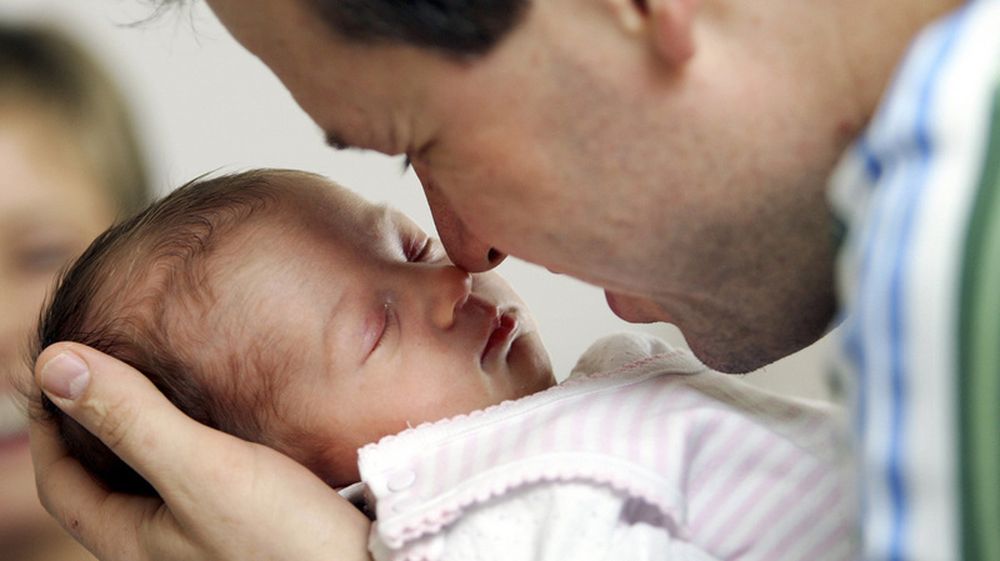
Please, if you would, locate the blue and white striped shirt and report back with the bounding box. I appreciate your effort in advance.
[829,1,1000,559]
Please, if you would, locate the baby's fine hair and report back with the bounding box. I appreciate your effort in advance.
[31,170,305,495]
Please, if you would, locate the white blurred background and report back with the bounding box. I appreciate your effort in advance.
[0,0,837,400]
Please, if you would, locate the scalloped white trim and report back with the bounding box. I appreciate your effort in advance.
[377,453,685,550]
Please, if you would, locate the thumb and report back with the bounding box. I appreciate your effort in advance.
[35,341,225,502]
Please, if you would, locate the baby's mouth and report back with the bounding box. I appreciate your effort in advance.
[0,392,30,442]
[481,312,519,363]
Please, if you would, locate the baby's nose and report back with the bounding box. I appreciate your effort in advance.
[423,265,473,329]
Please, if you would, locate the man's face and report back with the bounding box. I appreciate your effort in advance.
[205,0,848,371]
[221,174,554,485]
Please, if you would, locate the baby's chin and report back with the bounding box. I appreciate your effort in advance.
[506,330,555,396]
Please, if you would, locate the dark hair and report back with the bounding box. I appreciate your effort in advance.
[154,0,530,57]
[0,23,152,217]
[310,0,530,56]
[30,170,297,495]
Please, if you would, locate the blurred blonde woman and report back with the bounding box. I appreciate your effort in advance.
[0,23,151,561]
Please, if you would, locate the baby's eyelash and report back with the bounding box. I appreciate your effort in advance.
[409,238,432,262]
[372,302,396,353]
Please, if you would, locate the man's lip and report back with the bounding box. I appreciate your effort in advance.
[481,312,518,362]
[604,290,669,324]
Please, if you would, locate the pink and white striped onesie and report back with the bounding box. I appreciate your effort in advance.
[359,334,858,561]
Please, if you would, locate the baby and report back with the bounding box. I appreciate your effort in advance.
[33,170,857,561]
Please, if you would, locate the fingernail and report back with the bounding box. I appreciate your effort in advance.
[40,352,90,400]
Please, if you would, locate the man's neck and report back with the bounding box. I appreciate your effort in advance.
[834,0,965,124]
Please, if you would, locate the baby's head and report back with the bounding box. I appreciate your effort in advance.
[33,169,554,494]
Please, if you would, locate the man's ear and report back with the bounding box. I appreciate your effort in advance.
[646,0,700,66]
[603,0,700,67]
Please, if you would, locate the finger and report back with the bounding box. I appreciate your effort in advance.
[35,342,231,503]
[29,410,157,560]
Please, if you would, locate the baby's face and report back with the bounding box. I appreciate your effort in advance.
[222,173,555,484]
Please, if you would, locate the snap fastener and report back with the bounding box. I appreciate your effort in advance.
[387,469,416,491]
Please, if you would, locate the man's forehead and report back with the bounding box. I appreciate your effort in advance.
[205,0,311,44]
[206,0,347,82]
[210,0,459,152]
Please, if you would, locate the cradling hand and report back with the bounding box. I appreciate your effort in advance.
[31,342,372,561]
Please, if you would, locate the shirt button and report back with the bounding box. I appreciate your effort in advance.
[387,469,416,491]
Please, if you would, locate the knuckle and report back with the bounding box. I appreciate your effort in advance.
[33,463,66,518]
[35,480,57,515]
[85,395,139,451]
[37,483,85,541]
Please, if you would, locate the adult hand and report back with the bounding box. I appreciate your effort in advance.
[30,342,371,561]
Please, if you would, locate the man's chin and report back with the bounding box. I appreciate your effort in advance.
[603,290,803,373]
[685,329,811,375]
[687,344,767,374]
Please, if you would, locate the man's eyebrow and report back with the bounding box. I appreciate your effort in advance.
[324,131,353,150]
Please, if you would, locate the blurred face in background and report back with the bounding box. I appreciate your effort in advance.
[0,102,116,544]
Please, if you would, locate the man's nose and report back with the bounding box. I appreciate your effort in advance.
[416,167,507,273]
[438,219,507,273]
[418,265,473,329]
